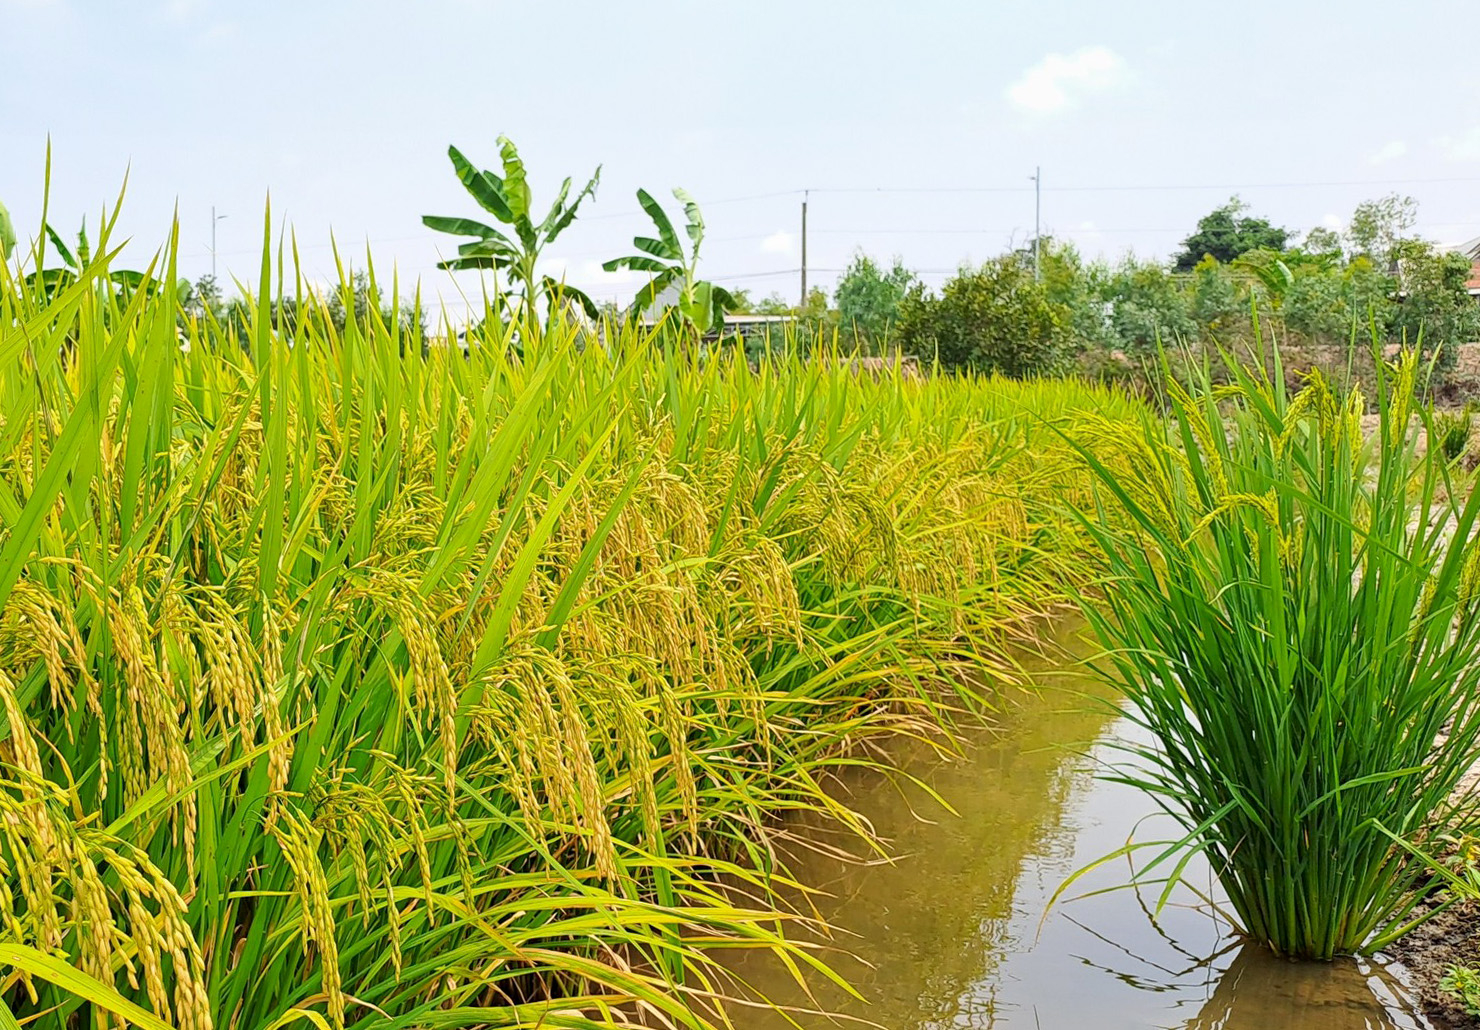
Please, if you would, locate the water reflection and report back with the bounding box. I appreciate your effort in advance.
[722,626,1430,1029]
[1176,948,1419,1030]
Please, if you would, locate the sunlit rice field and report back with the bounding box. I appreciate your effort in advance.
[0,222,1141,1029]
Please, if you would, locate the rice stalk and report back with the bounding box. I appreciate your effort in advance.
[1068,338,1480,959]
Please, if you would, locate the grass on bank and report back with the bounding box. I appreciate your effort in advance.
[0,213,1139,1029]
[1072,339,1480,960]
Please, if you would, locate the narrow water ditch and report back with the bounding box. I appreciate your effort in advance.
[723,623,1432,1029]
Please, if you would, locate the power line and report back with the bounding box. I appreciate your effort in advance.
[802,176,1480,195]
[1046,176,1480,193]
[810,221,1480,236]
[711,269,812,282]
[579,188,804,221]
[188,217,1480,267]
[183,172,1480,298]
[189,173,1480,261]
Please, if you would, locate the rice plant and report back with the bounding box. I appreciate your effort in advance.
[0,208,1138,1029]
[1071,340,1480,960]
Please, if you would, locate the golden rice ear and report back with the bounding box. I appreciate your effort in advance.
[269,807,344,1028]
[0,225,1144,1029]
[474,646,622,879]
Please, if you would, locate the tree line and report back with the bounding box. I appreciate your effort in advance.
[8,140,1475,385]
[753,194,1480,387]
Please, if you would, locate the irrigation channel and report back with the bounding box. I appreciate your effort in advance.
[724,623,1432,1029]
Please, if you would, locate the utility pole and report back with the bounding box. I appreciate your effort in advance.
[210,206,228,281]
[799,190,809,308]
[1032,166,1042,282]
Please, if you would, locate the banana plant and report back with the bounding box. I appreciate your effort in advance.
[27,218,152,301]
[0,199,14,261]
[603,188,736,336]
[1233,248,1295,306]
[423,136,601,319]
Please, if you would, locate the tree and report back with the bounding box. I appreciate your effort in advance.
[896,256,1071,377]
[1188,255,1243,337]
[603,189,736,337]
[833,252,918,348]
[1281,256,1394,348]
[1302,226,1344,257]
[423,137,601,318]
[1173,196,1288,271]
[181,274,226,322]
[796,286,829,321]
[325,270,423,340]
[752,292,794,316]
[1103,256,1198,352]
[1039,240,1120,351]
[728,289,793,315]
[1346,193,1418,270]
[1391,243,1480,376]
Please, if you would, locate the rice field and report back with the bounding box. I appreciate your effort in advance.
[0,223,1141,1029]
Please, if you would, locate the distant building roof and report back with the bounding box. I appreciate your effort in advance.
[722,314,796,325]
[636,311,797,329]
[1459,237,1480,295]
[1448,237,1480,296]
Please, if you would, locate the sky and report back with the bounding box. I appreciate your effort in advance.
[4,0,1480,321]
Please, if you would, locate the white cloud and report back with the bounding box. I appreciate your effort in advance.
[1368,140,1407,165]
[760,231,796,255]
[1321,213,1344,231]
[1438,127,1480,162]
[1006,46,1128,115]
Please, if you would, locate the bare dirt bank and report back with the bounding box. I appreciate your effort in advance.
[1391,899,1480,1029]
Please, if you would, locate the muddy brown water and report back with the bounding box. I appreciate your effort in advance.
[723,624,1433,1029]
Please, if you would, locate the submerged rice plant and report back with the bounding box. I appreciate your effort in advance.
[0,211,1137,1028]
[1073,341,1480,960]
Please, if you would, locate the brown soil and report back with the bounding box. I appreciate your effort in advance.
[1390,898,1480,1028]
[1386,728,1480,1027]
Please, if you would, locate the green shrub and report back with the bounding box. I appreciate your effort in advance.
[1391,247,1480,377]
[834,251,918,351]
[896,256,1073,377]
[1102,256,1198,354]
